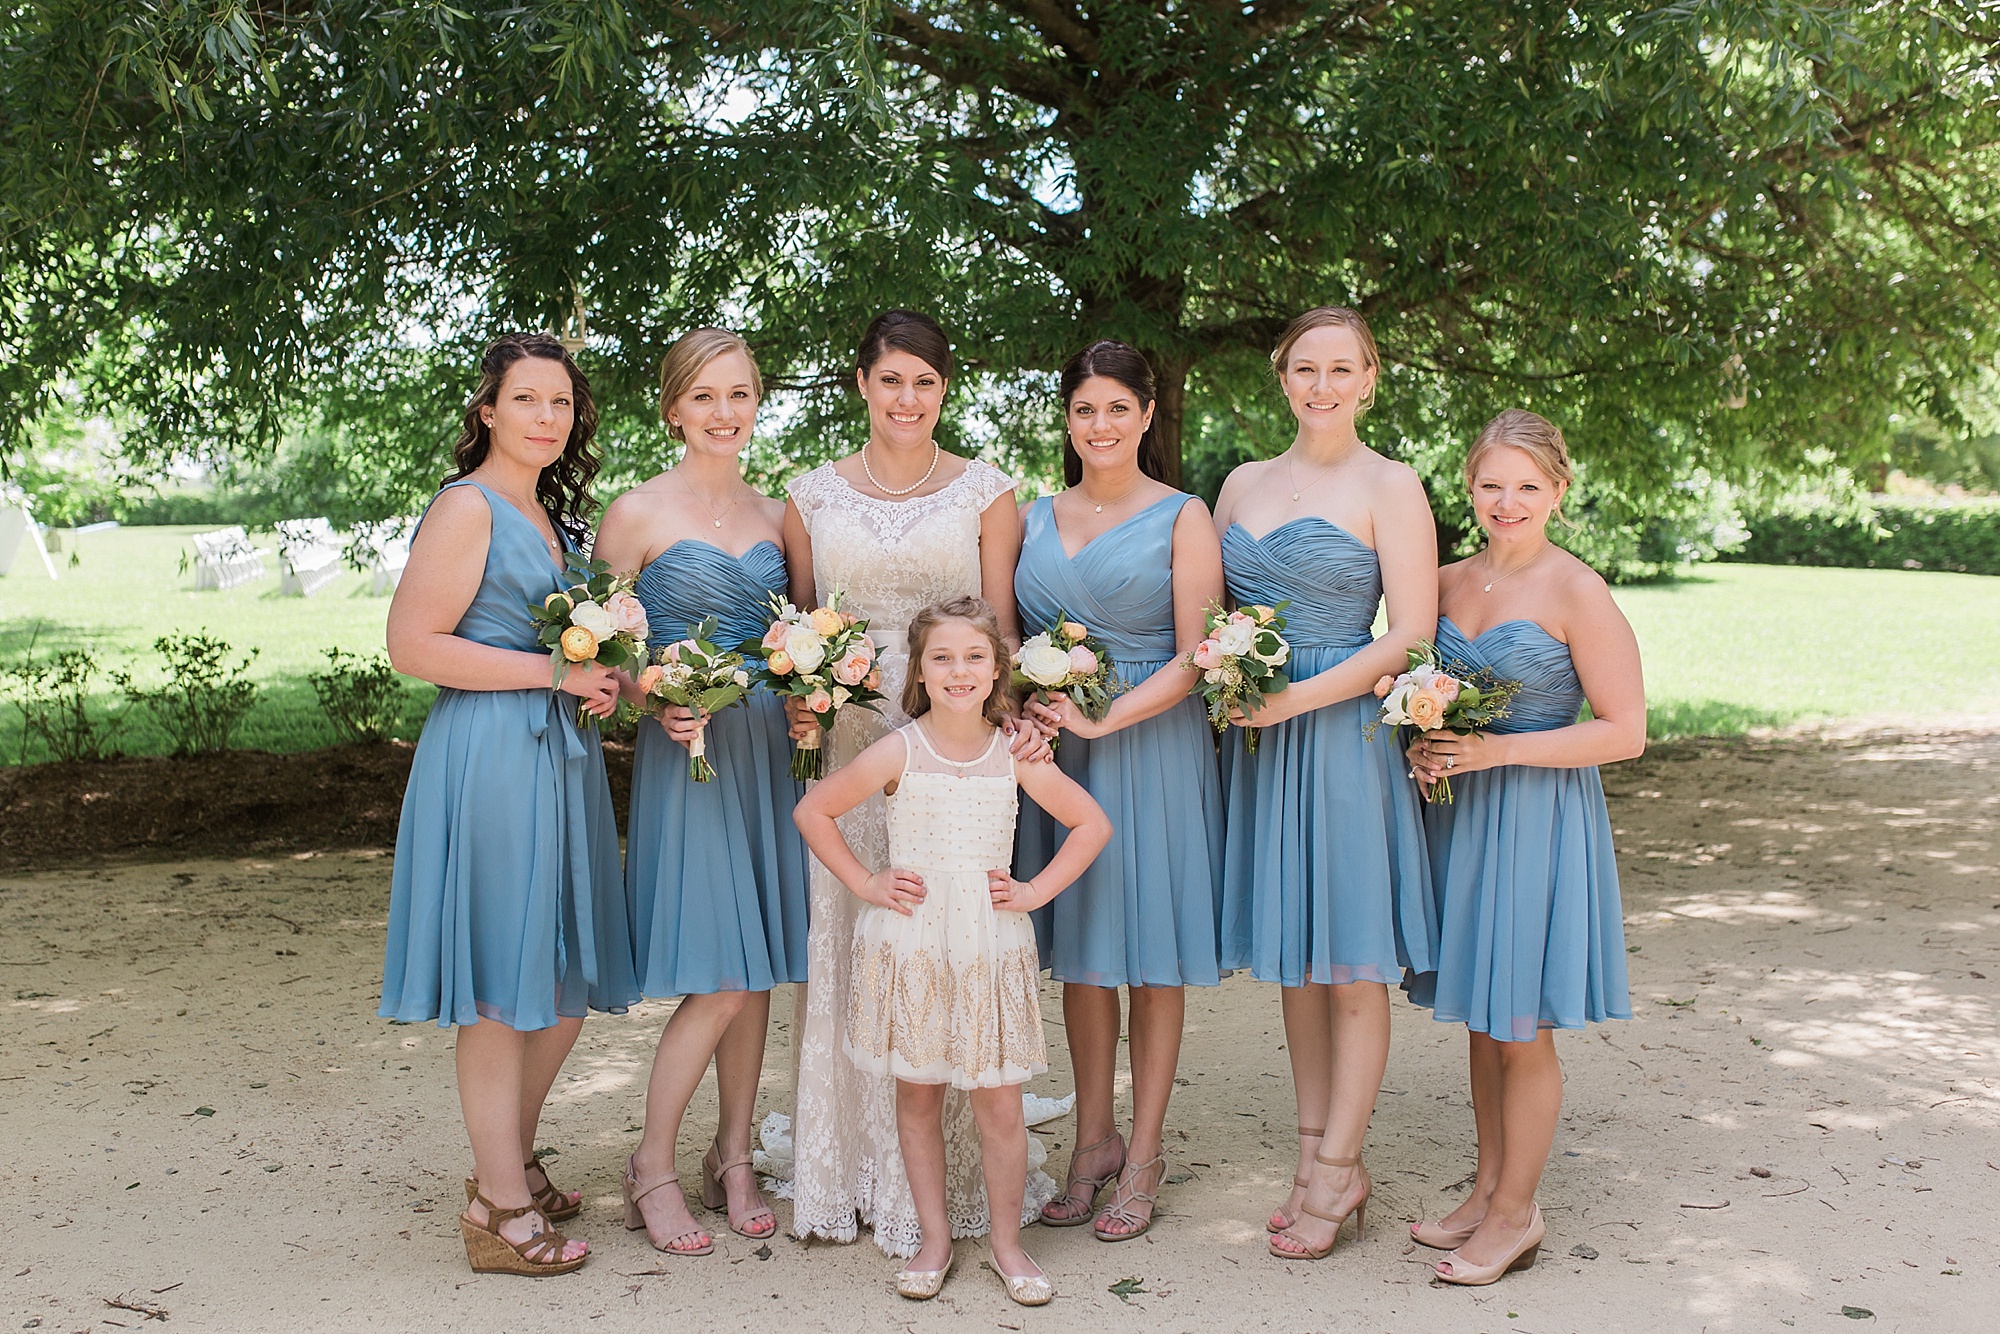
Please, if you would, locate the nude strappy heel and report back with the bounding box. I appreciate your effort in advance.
[1268,1152,1370,1260]
[1040,1131,1125,1227]
[622,1155,714,1256]
[1093,1152,1167,1242]
[459,1189,586,1276]
[699,1140,776,1239]
[1268,1125,1325,1232]
[464,1157,582,1224]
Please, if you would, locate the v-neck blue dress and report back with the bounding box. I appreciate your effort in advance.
[625,540,809,996]
[1013,493,1225,988]
[1403,617,1631,1039]
[379,480,637,1031]
[1218,516,1436,987]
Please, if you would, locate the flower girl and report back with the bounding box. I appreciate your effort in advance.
[794,596,1111,1304]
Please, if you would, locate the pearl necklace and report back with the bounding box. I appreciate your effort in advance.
[862,440,940,497]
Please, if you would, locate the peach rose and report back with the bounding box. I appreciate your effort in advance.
[1247,604,1277,624]
[761,621,791,652]
[560,626,598,662]
[606,591,649,637]
[1407,687,1448,731]
[637,664,666,694]
[1372,674,1396,699]
[863,668,882,692]
[1067,645,1099,676]
[1060,620,1089,642]
[1191,638,1224,670]
[833,648,872,685]
[805,687,833,713]
[768,650,794,675]
[1431,674,1462,703]
[809,606,844,637]
[543,591,573,613]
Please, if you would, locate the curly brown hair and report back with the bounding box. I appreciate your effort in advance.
[444,332,601,547]
[901,596,1012,727]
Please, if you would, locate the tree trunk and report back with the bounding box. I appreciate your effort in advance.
[1147,353,1189,490]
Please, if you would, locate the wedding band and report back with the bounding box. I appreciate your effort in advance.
[1446,755,1456,769]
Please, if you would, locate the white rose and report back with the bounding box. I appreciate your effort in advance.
[832,685,851,707]
[1204,666,1230,684]
[1410,664,1439,688]
[664,662,695,688]
[1253,634,1290,667]
[732,669,750,688]
[1382,682,1415,725]
[1215,619,1256,657]
[1016,634,1074,688]
[569,600,616,639]
[782,623,827,673]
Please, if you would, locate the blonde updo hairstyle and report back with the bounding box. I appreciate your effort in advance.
[901,596,1013,728]
[658,328,764,440]
[1270,306,1381,417]
[1464,408,1575,525]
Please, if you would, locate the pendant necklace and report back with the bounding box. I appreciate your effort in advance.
[862,440,941,497]
[490,482,561,554]
[1478,542,1548,592]
[1287,449,1348,502]
[1080,476,1145,514]
[677,471,742,529]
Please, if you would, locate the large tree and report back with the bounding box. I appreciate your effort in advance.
[5,2,1998,521]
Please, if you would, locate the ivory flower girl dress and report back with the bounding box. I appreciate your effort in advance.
[846,721,1046,1089]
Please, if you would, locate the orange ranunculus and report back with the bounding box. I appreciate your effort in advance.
[560,626,598,662]
[1407,687,1448,731]
[768,650,794,675]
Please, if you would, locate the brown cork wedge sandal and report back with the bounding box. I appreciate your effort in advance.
[460,1190,586,1277]
[464,1158,583,1224]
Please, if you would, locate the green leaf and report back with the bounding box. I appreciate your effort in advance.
[1840,1309,1874,1321]
[1108,1277,1148,1302]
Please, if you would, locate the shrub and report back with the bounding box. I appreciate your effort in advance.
[1727,497,2000,575]
[5,648,120,762]
[309,648,405,743]
[114,633,261,755]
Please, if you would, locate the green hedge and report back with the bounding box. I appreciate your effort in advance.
[1726,497,2000,576]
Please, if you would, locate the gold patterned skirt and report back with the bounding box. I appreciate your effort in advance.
[845,871,1046,1090]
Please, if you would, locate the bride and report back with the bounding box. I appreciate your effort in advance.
[781,309,1052,1256]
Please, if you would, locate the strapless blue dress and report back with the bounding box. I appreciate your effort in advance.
[626,541,810,995]
[379,480,637,1030]
[1405,617,1631,1039]
[1013,494,1225,988]
[1218,517,1436,987]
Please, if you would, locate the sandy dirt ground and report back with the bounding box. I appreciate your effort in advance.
[4,724,1997,1333]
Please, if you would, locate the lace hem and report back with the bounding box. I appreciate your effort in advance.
[847,938,1045,1087]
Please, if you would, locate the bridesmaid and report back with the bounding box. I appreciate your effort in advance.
[380,332,637,1276]
[1404,410,1642,1286]
[1014,340,1226,1241]
[1211,306,1439,1261]
[593,329,808,1256]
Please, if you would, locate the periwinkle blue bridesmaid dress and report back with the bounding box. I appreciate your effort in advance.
[1218,517,1437,986]
[1404,617,1631,1038]
[379,480,637,1030]
[625,540,809,996]
[1013,494,1225,988]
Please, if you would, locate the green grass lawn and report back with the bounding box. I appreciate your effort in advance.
[3,526,1997,759]
[0,524,433,759]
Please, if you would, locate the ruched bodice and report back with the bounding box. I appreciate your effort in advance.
[448,481,571,651]
[1222,517,1380,651]
[1015,495,1186,663]
[1436,618,1584,734]
[636,540,787,647]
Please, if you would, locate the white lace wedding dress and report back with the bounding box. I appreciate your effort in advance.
[783,457,1056,1257]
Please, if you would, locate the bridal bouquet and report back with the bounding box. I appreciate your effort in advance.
[1012,612,1119,745]
[527,554,649,727]
[1186,601,1291,754]
[1366,640,1521,803]
[741,593,885,780]
[637,618,754,782]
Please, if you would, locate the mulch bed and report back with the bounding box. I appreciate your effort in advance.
[0,742,637,871]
